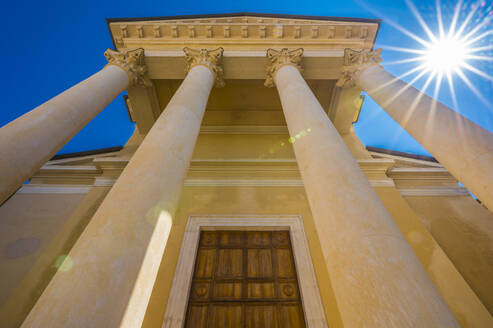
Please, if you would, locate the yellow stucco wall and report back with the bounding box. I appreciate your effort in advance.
[0,187,110,328]
[376,187,492,327]
[404,195,493,315]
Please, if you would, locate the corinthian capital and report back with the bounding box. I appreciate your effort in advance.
[265,48,304,87]
[336,48,382,88]
[104,48,151,87]
[183,47,225,87]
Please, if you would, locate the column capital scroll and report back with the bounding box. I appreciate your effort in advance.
[104,48,151,87]
[336,48,382,88]
[183,47,225,87]
[264,48,304,88]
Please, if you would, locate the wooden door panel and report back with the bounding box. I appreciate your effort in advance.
[210,305,242,328]
[280,304,305,328]
[247,231,271,247]
[216,249,243,278]
[184,231,306,328]
[218,231,243,247]
[247,249,273,278]
[245,305,279,328]
[185,305,208,328]
[247,282,276,299]
[276,248,296,278]
[272,231,290,247]
[195,249,216,278]
[213,281,242,299]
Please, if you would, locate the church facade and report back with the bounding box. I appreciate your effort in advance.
[0,13,492,327]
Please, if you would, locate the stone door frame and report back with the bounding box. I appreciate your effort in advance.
[161,215,328,328]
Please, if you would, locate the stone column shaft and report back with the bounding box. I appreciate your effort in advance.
[360,65,493,210]
[0,49,148,205]
[268,49,458,327]
[21,48,222,328]
[338,48,493,211]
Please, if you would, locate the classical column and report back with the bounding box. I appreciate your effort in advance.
[266,48,458,327]
[337,48,493,211]
[0,48,150,205]
[21,47,223,328]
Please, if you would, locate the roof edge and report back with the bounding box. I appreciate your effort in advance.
[106,12,381,24]
[50,146,123,161]
[367,146,438,163]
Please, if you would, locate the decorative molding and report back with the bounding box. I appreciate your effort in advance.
[336,48,382,88]
[183,47,225,87]
[265,48,304,87]
[200,125,289,134]
[93,177,117,187]
[104,48,151,87]
[17,184,91,194]
[162,215,328,328]
[109,18,377,50]
[398,187,469,197]
[184,178,393,187]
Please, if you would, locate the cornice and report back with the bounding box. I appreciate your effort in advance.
[106,13,381,24]
[107,15,379,51]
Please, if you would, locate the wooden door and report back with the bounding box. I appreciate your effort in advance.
[185,231,306,328]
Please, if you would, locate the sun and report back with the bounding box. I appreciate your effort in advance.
[369,0,493,110]
[423,36,469,74]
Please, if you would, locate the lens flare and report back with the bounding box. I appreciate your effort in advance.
[362,0,493,111]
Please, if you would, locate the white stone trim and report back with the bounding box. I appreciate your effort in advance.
[398,187,470,196]
[184,178,394,188]
[17,184,91,194]
[200,125,289,134]
[369,179,395,187]
[162,215,328,328]
[183,179,304,187]
[93,177,117,186]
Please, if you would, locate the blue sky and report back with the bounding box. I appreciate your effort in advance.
[1,0,491,156]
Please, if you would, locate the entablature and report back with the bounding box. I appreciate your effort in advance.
[108,14,379,52]
[107,13,379,136]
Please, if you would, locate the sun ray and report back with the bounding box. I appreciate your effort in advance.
[380,45,427,55]
[463,29,493,46]
[435,0,445,39]
[454,0,481,37]
[405,0,438,42]
[468,45,493,53]
[445,71,459,111]
[382,57,426,66]
[461,62,493,82]
[465,55,493,61]
[401,71,437,129]
[455,68,493,110]
[460,14,493,42]
[423,72,444,146]
[355,0,432,47]
[448,0,464,37]
[366,64,427,94]
[381,69,428,108]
